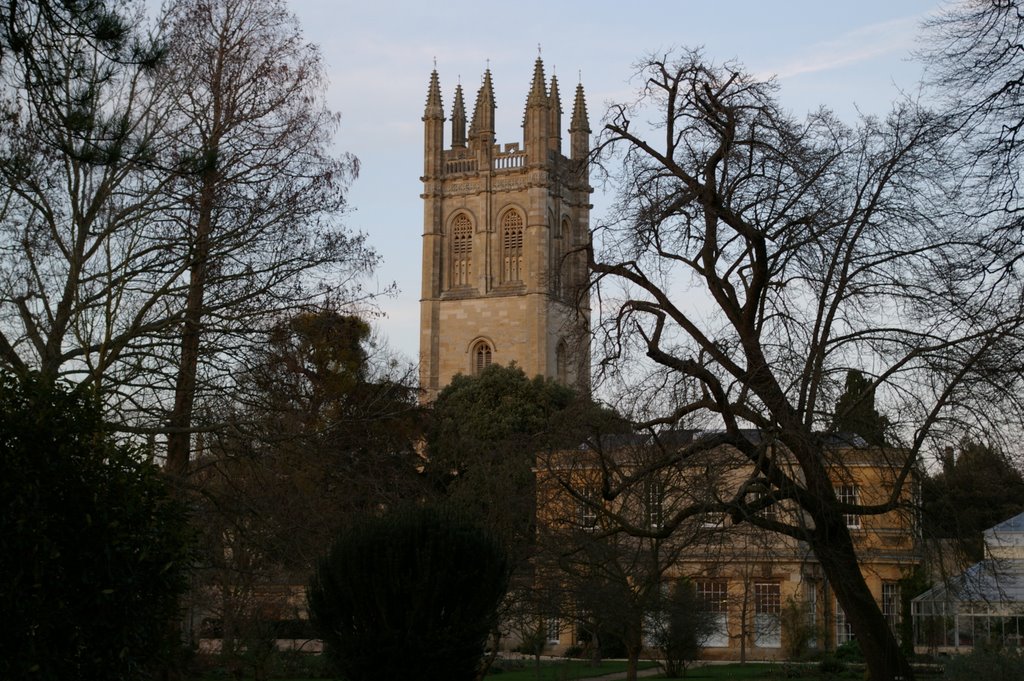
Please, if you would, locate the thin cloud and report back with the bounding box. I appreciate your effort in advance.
[762,16,921,81]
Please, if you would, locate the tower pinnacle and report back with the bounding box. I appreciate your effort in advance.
[548,74,562,153]
[570,81,590,161]
[452,83,466,148]
[469,69,496,147]
[423,69,443,121]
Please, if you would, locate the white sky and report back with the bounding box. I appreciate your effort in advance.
[287,0,947,363]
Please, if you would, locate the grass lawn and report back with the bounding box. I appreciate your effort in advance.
[486,658,658,681]
[487,661,817,681]
[671,664,777,679]
[197,657,933,681]
[194,659,930,681]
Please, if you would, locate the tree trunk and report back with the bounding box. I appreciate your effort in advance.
[475,628,501,681]
[810,514,914,681]
[625,641,641,681]
[166,166,217,476]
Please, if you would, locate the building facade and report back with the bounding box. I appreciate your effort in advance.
[536,434,921,661]
[419,60,592,400]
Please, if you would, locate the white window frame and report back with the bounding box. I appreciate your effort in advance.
[836,598,855,646]
[754,582,781,648]
[835,484,860,529]
[882,582,901,633]
[546,617,561,644]
[645,479,664,529]
[696,580,729,648]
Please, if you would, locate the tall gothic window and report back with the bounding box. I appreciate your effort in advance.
[559,217,572,296]
[501,210,524,283]
[556,340,568,384]
[450,214,472,287]
[473,340,492,374]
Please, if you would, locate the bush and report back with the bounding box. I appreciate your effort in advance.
[944,647,1024,681]
[834,639,863,662]
[818,655,845,674]
[780,597,816,660]
[0,373,193,680]
[308,505,509,681]
[646,579,718,678]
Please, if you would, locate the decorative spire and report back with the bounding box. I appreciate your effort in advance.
[469,68,495,143]
[548,74,562,152]
[570,81,590,133]
[570,81,591,162]
[548,74,562,113]
[524,57,551,160]
[451,83,466,148]
[527,56,548,108]
[423,69,443,120]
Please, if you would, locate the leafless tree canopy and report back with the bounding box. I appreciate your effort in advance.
[586,48,1024,681]
[0,0,381,462]
[922,0,1024,213]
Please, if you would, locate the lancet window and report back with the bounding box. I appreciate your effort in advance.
[501,210,524,283]
[450,214,472,288]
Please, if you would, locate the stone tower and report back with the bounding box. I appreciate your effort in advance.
[419,59,592,400]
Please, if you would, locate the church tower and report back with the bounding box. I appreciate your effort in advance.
[419,59,592,400]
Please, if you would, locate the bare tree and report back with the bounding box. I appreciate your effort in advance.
[585,49,1024,681]
[538,434,710,681]
[921,0,1024,219]
[0,0,182,393]
[0,0,380,471]
[186,310,423,662]
[157,0,376,474]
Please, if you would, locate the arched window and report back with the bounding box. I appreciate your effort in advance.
[473,340,492,374]
[450,214,472,287]
[501,210,524,283]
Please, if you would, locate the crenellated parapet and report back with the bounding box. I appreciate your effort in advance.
[422,59,591,190]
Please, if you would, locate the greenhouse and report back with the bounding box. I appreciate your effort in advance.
[912,512,1024,652]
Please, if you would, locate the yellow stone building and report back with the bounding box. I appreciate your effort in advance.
[418,59,592,400]
[536,435,921,660]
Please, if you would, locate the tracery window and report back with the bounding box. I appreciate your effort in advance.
[501,210,524,283]
[473,340,492,374]
[450,214,472,287]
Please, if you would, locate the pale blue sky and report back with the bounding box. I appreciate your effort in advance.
[288,0,947,362]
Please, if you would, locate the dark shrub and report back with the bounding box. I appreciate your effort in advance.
[835,639,863,662]
[0,373,193,680]
[819,655,845,674]
[944,648,1024,681]
[308,505,509,681]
